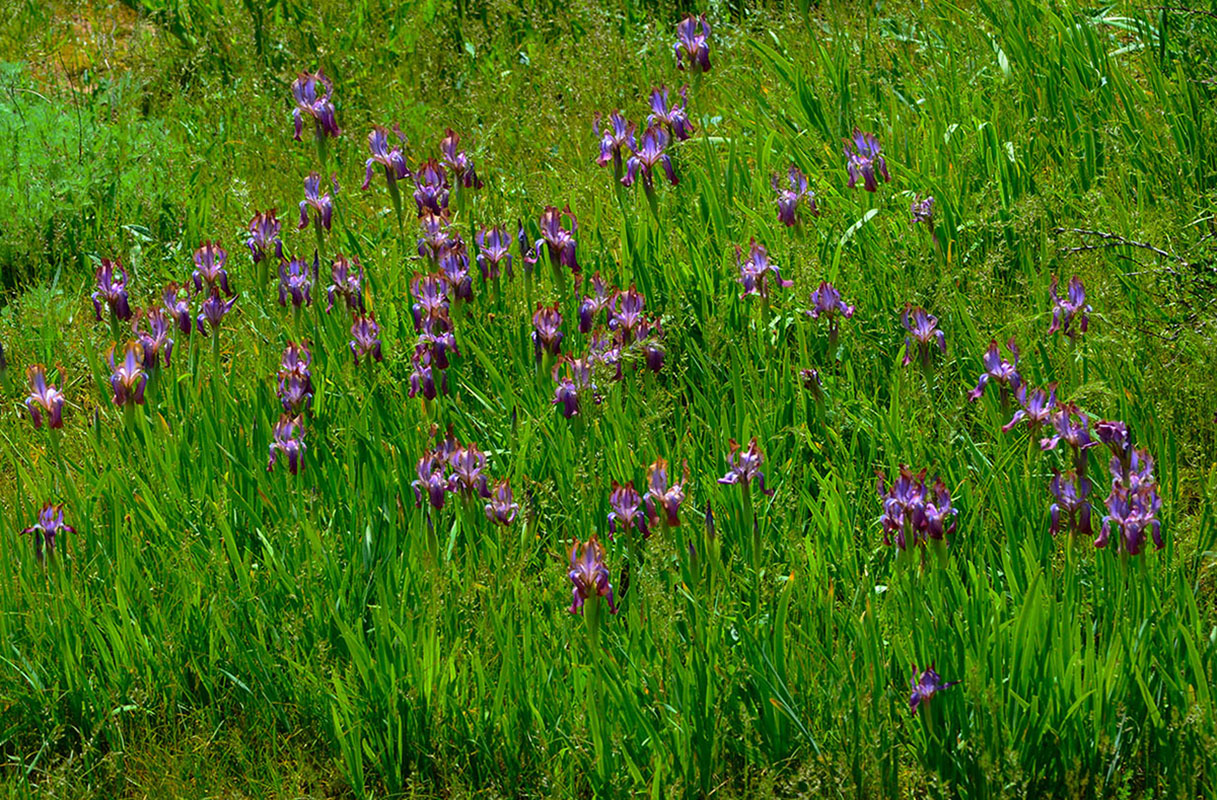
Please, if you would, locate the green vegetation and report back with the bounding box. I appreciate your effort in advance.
[1,0,1216,796]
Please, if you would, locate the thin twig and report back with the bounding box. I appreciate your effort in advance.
[1052,227,1186,267]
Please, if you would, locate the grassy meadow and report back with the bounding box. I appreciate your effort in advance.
[1,0,1217,796]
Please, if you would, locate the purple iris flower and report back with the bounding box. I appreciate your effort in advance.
[417,209,452,262]
[773,164,817,227]
[267,414,306,475]
[909,664,958,714]
[362,124,410,190]
[648,85,694,141]
[568,536,618,615]
[1049,470,1092,538]
[247,209,284,265]
[1002,384,1057,433]
[608,482,649,540]
[193,241,232,296]
[967,339,1022,402]
[673,14,712,72]
[718,438,775,496]
[535,205,580,274]
[1040,403,1097,462]
[196,288,237,334]
[411,273,452,334]
[589,331,623,382]
[910,194,935,227]
[408,347,446,401]
[644,457,688,528]
[279,254,317,309]
[552,354,598,418]
[26,365,66,429]
[349,315,383,365]
[799,367,823,401]
[163,283,193,335]
[1096,448,1163,555]
[412,451,448,509]
[448,443,491,499]
[22,503,74,560]
[108,341,147,407]
[1095,420,1130,461]
[578,273,614,333]
[298,172,335,232]
[640,318,665,374]
[412,160,450,217]
[291,69,340,141]
[135,308,174,369]
[92,258,132,322]
[485,479,519,526]
[277,342,313,414]
[475,226,513,282]
[807,282,855,322]
[532,302,564,363]
[439,242,474,302]
[901,305,946,367]
[594,111,634,172]
[1047,275,1091,339]
[609,287,647,343]
[844,129,890,192]
[439,129,482,189]
[623,125,678,189]
[736,240,792,300]
[326,255,364,313]
[877,466,957,549]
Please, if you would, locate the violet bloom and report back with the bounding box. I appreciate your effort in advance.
[1096,448,1163,555]
[773,164,817,227]
[909,664,958,714]
[247,209,284,265]
[910,194,935,227]
[967,339,1022,402]
[673,14,711,73]
[609,287,647,343]
[278,342,313,414]
[163,283,193,335]
[485,480,519,526]
[901,305,946,368]
[644,457,688,528]
[640,319,665,374]
[326,255,364,313]
[1049,470,1092,538]
[589,330,623,382]
[448,443,490,499]
[362,124,410,190]
[877,466,958,550]
[411,273,451,334]
[579,273,614,333]
[568,536,618,615]
[1040,403,1097,462]
[135,308,174,369]
[532,302,564,363]
[193,241,232,296]
[718,437,775,496]
[349,315,383,365]
[623,125,678,190]
[291,69,340,141]
[439,243,474,302]
[1047,275,1091,339]
[108,341,147,407]
[408,347,445,401]
[552,354,598,419]
[648,85,694,141]
[608,482,649,539]
[196,288,237,334]
[412,160,450,217]
[26,365,66,429]
[475,226,513,282]
[22,503,74,560]
[417,210,452,261]
[1095,420,1130,461]
[807,282,855,323]
[1002,384,1057,433]
[91,258,132,322]
[535,205,580,274]
[594,111,634,172]
[298,172,334,232]
[267,414,306,475]
[439,129,482,189]
[412,451,448,509]
[517,220,539,271]
[736,240,792,300]
[799,367,823,401]
[279,254,317,309]
[844,129,890,192]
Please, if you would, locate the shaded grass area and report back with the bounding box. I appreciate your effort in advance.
[1,0,1216,797]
